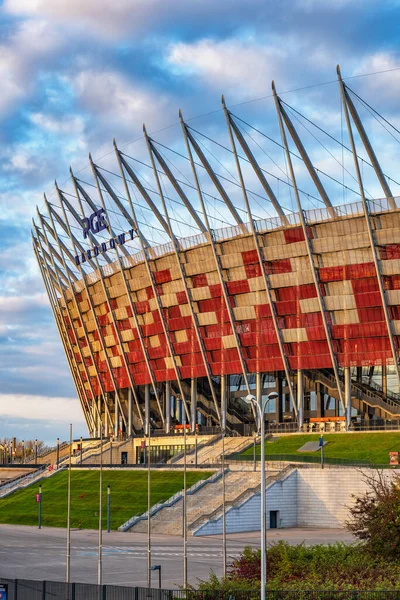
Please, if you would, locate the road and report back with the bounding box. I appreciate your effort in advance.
[0,525,354,589]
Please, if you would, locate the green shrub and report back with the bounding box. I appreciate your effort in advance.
[195,542,400,591]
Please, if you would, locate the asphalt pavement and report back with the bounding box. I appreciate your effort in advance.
[0,525,354,589]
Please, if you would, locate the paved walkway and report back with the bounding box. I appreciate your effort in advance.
[0,524,355,589]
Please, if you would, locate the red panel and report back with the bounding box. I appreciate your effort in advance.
[215,309,231,324]
[242,249,258,265]
[198,298,226,313]
[290,341,330,356]
[306,326,327,341]
[254,304,272,318]
[357,307,385,323]
[142,322,164,336]
[147,345,169,359]
[226,280,250,295]
[209,284,223,298]
[247,344,281,359]
[332,322,387,339]
[167,316,192,331]
[177,291,188,304]
[145,286,154,300]
[352,278,379,294]
[127,351,144,363]
[135,301,150,314]
[319,262,376,282]
[284,227,305,244]
[341,337,391,353]
[266,259,292,274]
[245,263,262,278]
[153,269,172,284]
[134,373,152,385]
[276,301,298,316]
[180,365,207,379]
[247,358,284,372]
[203,337,221,350]
[354,291,382,309]
[167,306,182,319]
[192,274,208,288]
[380,245,400,260]
[181,352,204,366]
[173,340,200,355]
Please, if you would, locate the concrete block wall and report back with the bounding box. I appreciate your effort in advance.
[195,470,297,535]
[296,468,393,528]
[194,467,396,536]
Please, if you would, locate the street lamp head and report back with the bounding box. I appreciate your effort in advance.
[245,393,256,404]
[267,392,279,400]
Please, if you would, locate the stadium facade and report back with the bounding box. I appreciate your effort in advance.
[32,69,400,438]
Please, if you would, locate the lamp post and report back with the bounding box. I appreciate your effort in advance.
[245,390,279,599]
[38,484,42,529]
[107,485,111,533]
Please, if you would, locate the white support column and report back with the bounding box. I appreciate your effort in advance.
[145,384,150,436]
[165,382,171,434]
[128,389,133,437]
[297,370,304,430]
[114,394,118,438]
[221,376,227,433]
[344,367,352,428]
[190,379,197,433]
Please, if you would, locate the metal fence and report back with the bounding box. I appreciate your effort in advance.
[3,580,400,600]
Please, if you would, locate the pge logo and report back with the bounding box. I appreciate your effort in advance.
[83,208,108,239]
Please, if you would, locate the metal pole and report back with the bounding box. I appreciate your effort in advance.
[320,434,324,469]
[56,438,60,469]
[38,484,42,529]
[35,439,38,463]
[222,431,227,577]
[195,431,198,468]
[98,427,103,587]
[147,427,152,588]
[183,410,188,589]
[21,440,25,464]
[253,434,257,472]
[107,485,111,533]
[109,440,113,466]
[260,403,266,599]
[66,423,72,597]
[80,436,83,466]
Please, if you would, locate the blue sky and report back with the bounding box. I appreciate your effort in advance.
[1,0,400,444]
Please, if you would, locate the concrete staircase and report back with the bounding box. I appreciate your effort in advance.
[129,470,262,536]
[171,436,254,466]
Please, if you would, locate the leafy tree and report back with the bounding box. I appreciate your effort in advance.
[346,470,400,558]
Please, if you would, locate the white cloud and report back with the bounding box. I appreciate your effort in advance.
[4,0,157,40]
[69,68,171,134]
[0,19,60,117]
[0,393,84,423]
[167,39,288,100]
[350,53,400,106]
[30,113,86,136]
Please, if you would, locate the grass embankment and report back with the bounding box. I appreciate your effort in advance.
[0,470,211,530]
[239,432,400,465]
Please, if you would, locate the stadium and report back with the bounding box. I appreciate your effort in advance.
[32,69,400,440]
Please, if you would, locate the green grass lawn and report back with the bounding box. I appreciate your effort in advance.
[0,469,211,530]
[240,432,400,465]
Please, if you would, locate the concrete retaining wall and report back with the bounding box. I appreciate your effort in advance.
[194,467,395,536]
